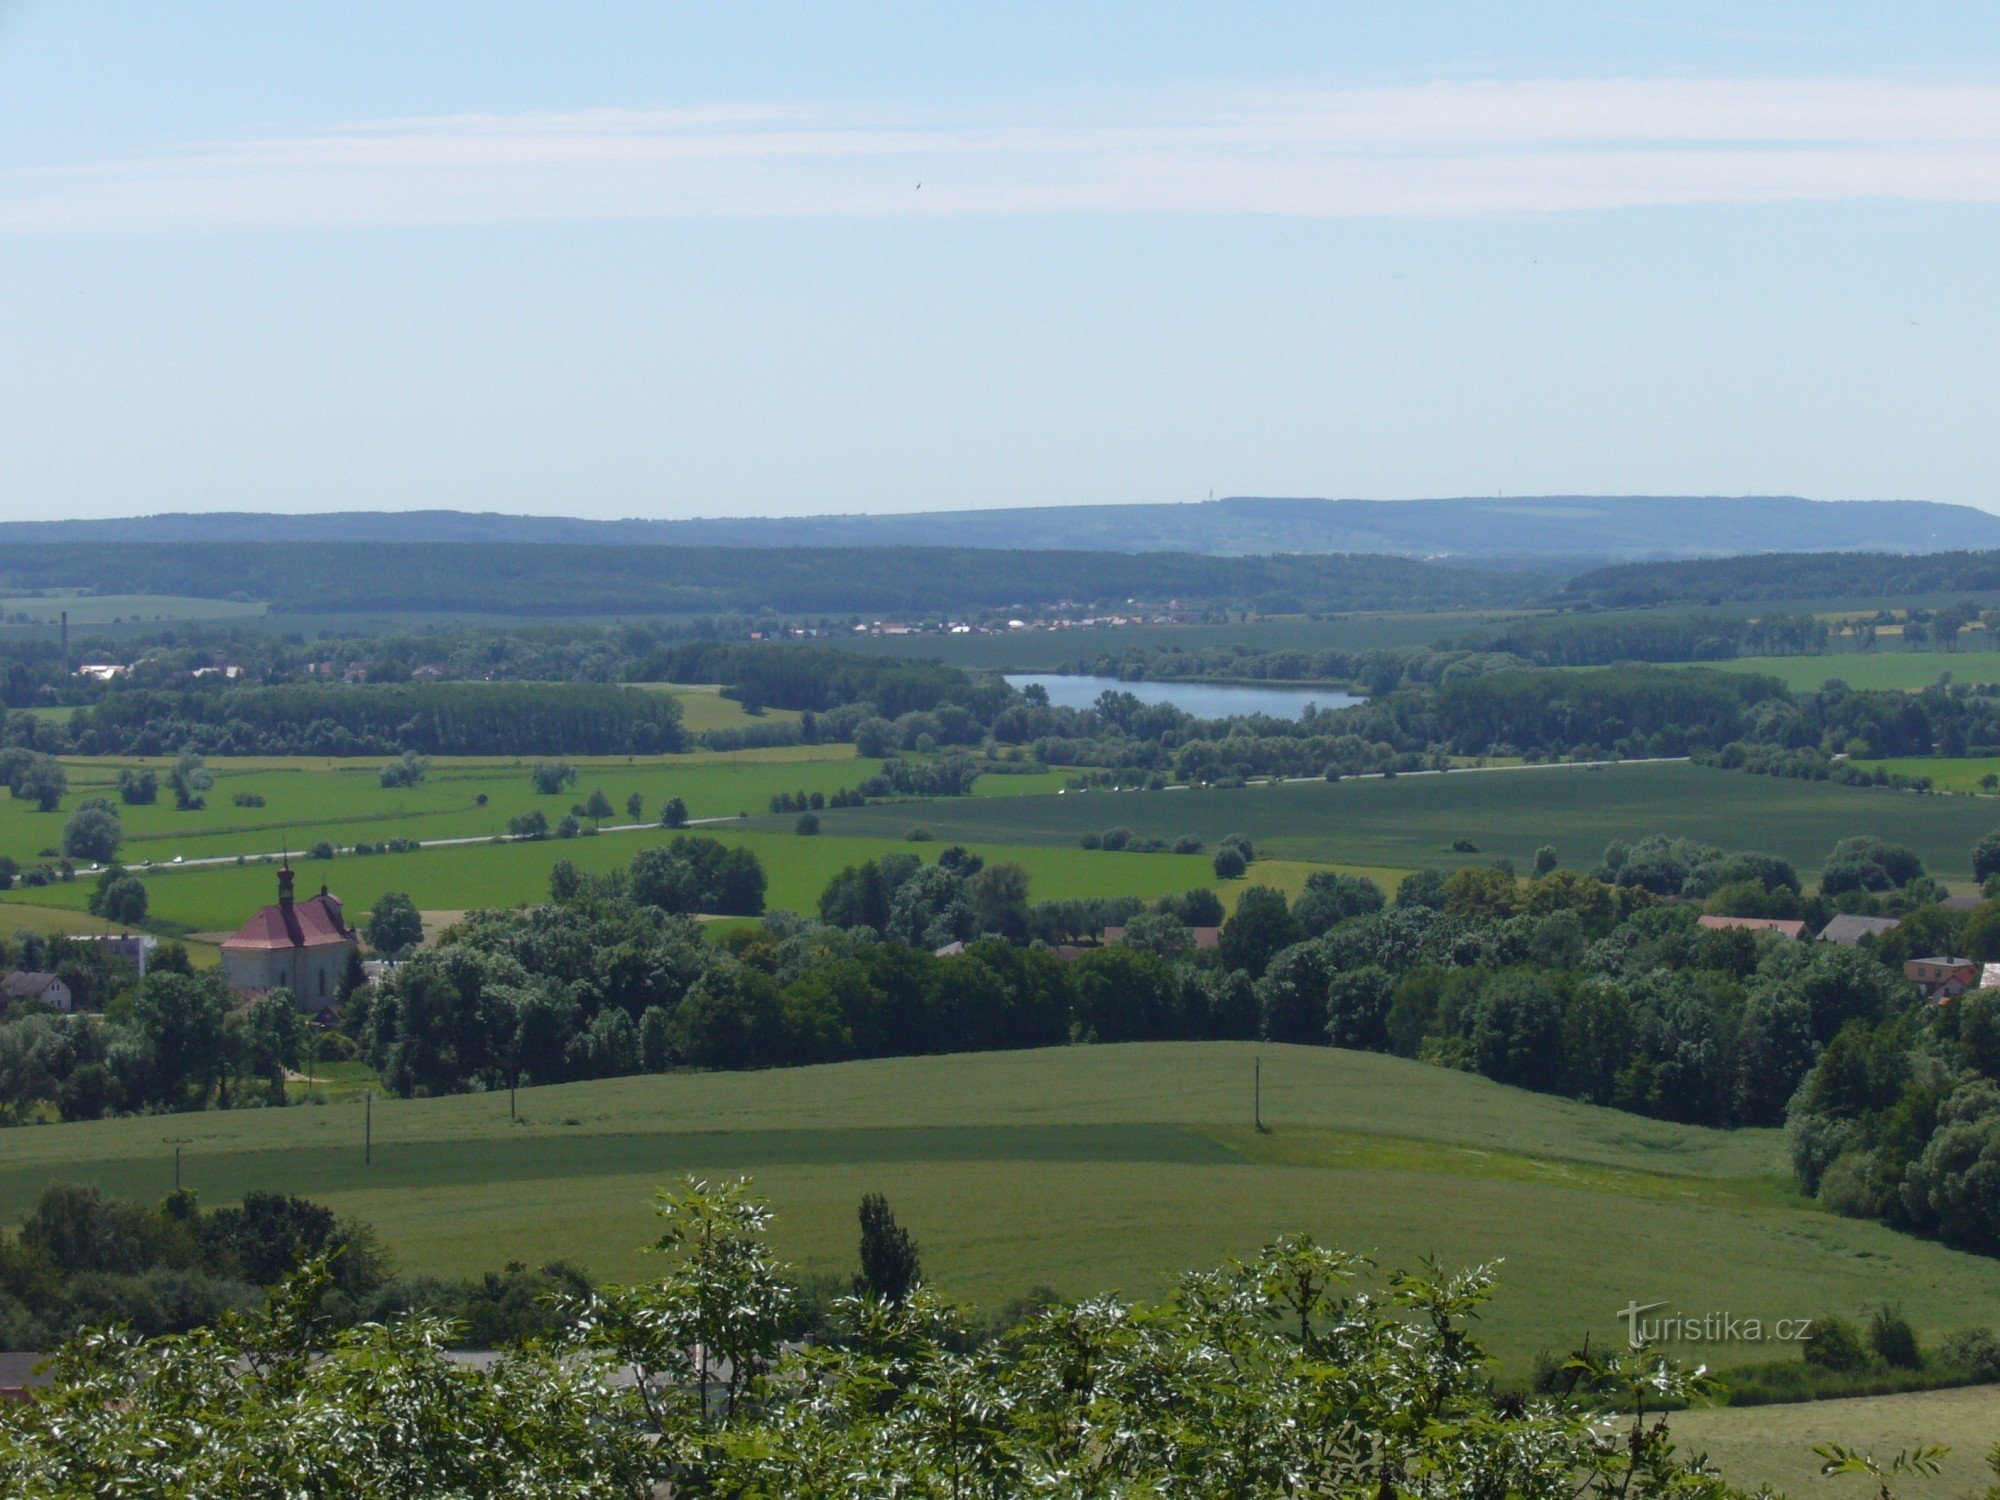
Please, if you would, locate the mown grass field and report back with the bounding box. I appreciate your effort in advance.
[1861,757,2000,797]
[624,683,803,734]
[793,761,1987,884]
[1675,1386,2000,1500]
[0,827,1223,934]
[2,1043,1995,1371]
[0,747,1068,872]
[1702,650,2000,692]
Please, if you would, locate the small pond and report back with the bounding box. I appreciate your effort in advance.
[1004,674,1363,719]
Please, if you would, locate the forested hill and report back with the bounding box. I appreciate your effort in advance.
[0,541,1544,617]
[1565,548,2000,608]
[8,494,1998,560]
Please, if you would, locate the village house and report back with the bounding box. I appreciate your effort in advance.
[219,860,358,1010]
[1905,957,1981,1003]
[1818,914,1902,946]
[0,972,72,1012]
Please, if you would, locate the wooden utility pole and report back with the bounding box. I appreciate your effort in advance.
[1254,1056,1263,1132]
[365,1091,373,1165]
[164,1136,192,1190]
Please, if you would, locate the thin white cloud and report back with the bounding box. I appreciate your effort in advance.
[8,78,2000,231]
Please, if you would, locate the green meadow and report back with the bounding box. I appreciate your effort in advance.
[793,760,1988,884]
[0,746,1069,871]
[1861,756,2000,797]
[1,827,1220,935]
[1675,1386,2000,1500]
[623,682,802,734]
[2,1042,1994,1370]
[1702,649,2000,692]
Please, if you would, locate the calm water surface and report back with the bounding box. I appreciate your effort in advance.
[1005,674,1363,719]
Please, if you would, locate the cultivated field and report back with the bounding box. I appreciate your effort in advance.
[1,1043,1993,1371]
[1703,650,2000,692]
[1676,1386,2000,1500]
[793,761,1988,884]
[0,592,269,627]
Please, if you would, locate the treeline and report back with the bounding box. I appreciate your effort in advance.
[338,829,1971,1148]
[0,946,332,1123]
[1058,612,1835,689]
[1565,548,2000,609]
[0,1182,600,1354]
[18,682,688,757]
[1790,979,2000,1257]
[1444,610,1833,664]
[0,541,1541,617]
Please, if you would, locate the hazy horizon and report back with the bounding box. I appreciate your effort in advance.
[4,4,1998,521]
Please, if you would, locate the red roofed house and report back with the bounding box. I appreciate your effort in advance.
[221,860,358,1010]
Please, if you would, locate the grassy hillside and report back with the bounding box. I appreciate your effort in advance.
[793,761,1986,883]
[5,1043,1997,1369]
[1675,1387,2000,1500]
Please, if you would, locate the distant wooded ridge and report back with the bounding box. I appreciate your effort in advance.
[7,494,1999,561]
[1566,548,2000,608]
[0,541,1542,618]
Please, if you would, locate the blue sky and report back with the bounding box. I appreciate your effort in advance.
[3,2,1999,520]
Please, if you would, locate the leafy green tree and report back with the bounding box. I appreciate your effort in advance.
[1978,829,2000,885]
[626,791,645,821]
[508,808,549,839]
[1071,946,1180,1042]
[549,859,582,902]
[1211,846,1247,880]
[1218,887,1299,978]
[98,874,148,925]
[1534,844,1560,875]
[659,795,688,828]
[378,751,428,788]
[365,891,424,955]
[855,1191,922,1304]
[240,990,306,1103]
[166,750,211,811]
[1291,870,1384,937]
[116,766,158,805]
[131,971,234,1110]
[1118,910,1194,961]
[529,759,577,796]
[14,754,66,812]
[584,788,615,823]
[966,861,1031,939]
[62,799,124,862]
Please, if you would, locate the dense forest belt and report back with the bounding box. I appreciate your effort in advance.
[64,682,687,756]
[1565,548,2000,608]
[0,541,1547,617]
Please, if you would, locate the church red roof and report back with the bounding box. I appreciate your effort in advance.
[221,867,355,952]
